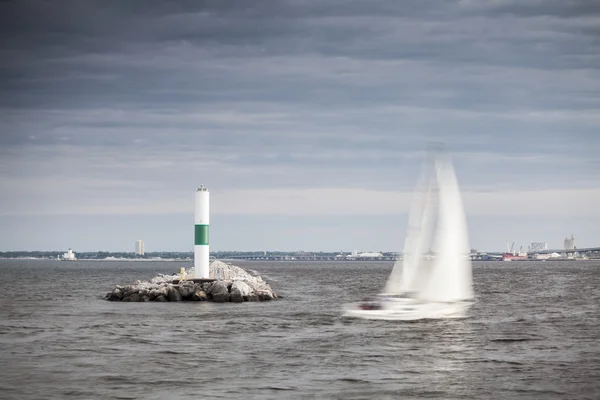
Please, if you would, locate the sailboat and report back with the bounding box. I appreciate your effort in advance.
[343,146,474,320]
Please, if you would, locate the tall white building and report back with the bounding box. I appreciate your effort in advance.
[135,240,145,256]
[564,235,575,250]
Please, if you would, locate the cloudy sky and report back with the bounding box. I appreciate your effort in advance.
[1,0,599,252]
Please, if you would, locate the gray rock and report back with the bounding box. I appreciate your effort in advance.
[202,282,213,293]
[193,290,208,301]
[232,281,253,295]
[213,292,230,302]
[167,286,182,302]
[230,291,243,303]
[105,288,123,301]
[122,285,138,299]
[245,294,259,302]
[257,291,274,301]
[178,281,196,298]
[210,281,228,295]
[156,286,168,298]
[123,293,141,302]
[150,274,178,285]
[155,295,167,302]
[210,281,230,302]
[148,289,158,300]
[231,281,253,303]
[113,287,123,299]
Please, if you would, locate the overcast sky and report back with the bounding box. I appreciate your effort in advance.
[1,0,599,252]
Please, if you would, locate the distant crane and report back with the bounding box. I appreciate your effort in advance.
[506,241,516,255]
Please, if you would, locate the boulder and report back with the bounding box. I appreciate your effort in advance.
[112,287,123,299]
[230,281,253,303]
[193,290,208,301]
[123,293,141,302]
[167,285,182,302]
[257,290,274,301]
[202,282,214,294]
[210,281,230,303]
[177,281,196,298]
[230,292,243,303]
[105,287,123,301]
[148,288,158,300]
[156,286,168,298]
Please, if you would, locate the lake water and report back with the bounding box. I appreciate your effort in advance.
[0,259,599,399]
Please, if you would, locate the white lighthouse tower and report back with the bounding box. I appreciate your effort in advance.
[194,185,210,278]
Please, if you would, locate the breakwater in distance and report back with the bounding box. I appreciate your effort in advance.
[105,260,278,303]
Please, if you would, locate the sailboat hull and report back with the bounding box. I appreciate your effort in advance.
[343,297,472,321]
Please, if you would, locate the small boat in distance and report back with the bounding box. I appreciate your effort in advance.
[344,145,474,321]
[502,242,528,261]
[502,253,528,261]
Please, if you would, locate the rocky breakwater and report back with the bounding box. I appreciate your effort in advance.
[105,260,278,303]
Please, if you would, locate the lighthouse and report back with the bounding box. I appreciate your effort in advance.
[194,185,210,278]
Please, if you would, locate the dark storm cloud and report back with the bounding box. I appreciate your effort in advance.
[0,0,443,50]
[464,0,600,18]
[0,0,599,197]
[1,0,597,122]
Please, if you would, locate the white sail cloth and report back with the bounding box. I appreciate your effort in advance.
[383,150,473,302]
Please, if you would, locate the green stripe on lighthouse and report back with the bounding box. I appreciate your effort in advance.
[195,224,209,245]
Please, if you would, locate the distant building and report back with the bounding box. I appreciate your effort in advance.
[135,240,145,256]
[357,252,384,258]
[534,252,562,260]
[564,235,575,250]
[529,242,548,252]
[61,248,76,261]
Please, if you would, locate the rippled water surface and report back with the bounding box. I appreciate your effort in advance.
[0,259,599,399]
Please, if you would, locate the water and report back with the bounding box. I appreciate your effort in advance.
[0,260,599,399]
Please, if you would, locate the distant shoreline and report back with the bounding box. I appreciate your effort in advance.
[1,257,597,262]
[0,257,192,262]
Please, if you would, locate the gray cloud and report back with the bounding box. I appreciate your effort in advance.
[460,0,600,18]
[1,0,599,250]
